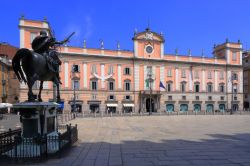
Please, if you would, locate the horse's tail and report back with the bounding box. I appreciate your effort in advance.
[12,48,31,84]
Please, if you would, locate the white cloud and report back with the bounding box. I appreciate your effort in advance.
[61,15,94,46]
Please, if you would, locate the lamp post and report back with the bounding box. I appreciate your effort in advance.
[147,69,154,115]
[231,73,237,115]
[73,79,76,113]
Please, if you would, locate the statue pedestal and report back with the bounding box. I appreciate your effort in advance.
[13,102,58,137]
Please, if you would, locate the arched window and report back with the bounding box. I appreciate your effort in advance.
[180,81,186,92]
[193,104,201,112]
[166,104,174,112]
[180,104,188,112]
[219,104,225,112]
[206,104,214,112]
[207,83,213,92]
[194,82,200,92]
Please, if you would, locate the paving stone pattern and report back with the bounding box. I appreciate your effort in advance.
[23,115,250,165]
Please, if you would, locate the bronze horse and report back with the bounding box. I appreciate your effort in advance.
[12,33,74,102]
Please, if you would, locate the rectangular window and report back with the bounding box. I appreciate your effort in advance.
[219,71,224,80]
[124,67,130,75]
[168,96,172,100]
[167,69,172,77]
[232,52,237,61]
[91,81,97,90]
[208,71,212,79]
[108,66,114,74]
[219,85,224,93]
[91,65,97,74]
[194,70,199,79]
[125,95,131,100]
[181,69,186,78]
[73,80,80,90]
[109,82,114,91]
[195,84,200,92]
[221,96,224,100]
[234,96,237,100]
[72,64,80,72]
[109,95,115,100]
[167,83,172,92]
[181,83,186,92]
[182,96,186,100]
[207,84,213,92]
[208,96,212,100]
[125,82,130,91]
[195,96,199,100]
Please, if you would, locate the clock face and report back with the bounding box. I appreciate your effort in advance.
[146,45,153,54]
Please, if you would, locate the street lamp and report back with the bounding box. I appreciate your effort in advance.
[231,73,237,115]
[147,69,154,115]
[72,79,76,113]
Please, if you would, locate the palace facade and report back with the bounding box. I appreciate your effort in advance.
[18,18,243,114]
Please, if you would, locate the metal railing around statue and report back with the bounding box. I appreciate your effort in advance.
[0,124,78,162]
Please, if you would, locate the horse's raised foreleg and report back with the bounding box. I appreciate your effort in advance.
[27,80,35,102]
[56,83,61,102]
[38,81,43,102]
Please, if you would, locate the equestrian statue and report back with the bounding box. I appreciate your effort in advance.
[12,31,75,102]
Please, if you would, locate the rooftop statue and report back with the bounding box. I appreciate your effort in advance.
[12,31,75,102]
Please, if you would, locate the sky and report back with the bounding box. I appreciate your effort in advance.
[1,0,250,57]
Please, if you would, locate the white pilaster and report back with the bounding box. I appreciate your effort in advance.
[202,70,205,91]
[101,64,105,89]
[20,82,27,88]
[160,66,165,91]
[118,64,122,89]
[144,65,147,90]
[239,71,243,93]
[20,28,24,48]
[215,70,218,92]
[226,48,230,64]
[134,64,140,91]
[161,43,164,59]
[64,62,69,88]
[240,46,243,65]
[175,68,179,91]
[189,69,193,91]
[134,41,138,57]
[227,70,232,92]
[83,63,87,88]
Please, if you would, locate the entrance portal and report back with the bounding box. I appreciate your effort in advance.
[146,98,155,112]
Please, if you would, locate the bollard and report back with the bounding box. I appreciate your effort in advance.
[94,112,96,117]
[111,112,112,117]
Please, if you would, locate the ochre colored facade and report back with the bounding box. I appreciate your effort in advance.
[18,18,244,113]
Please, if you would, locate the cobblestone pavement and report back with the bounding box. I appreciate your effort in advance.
[26,115,250,165]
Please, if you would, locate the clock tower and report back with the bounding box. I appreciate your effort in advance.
[132,28,165,59]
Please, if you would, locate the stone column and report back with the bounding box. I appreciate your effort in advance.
[202,69,206,91]
[215,70,218,92]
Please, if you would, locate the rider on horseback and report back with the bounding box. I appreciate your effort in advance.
[31,30,66,84]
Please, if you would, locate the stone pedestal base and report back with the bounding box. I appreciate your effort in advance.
[13,102,58,137]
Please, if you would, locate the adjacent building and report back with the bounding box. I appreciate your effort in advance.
[18,18,244,113]
[243,50,250,110]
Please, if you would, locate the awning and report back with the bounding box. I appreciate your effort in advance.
[123,104,134,107]
[107,103,118,107]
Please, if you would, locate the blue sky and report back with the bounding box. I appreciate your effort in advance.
[1,0,250,57]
